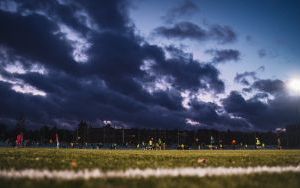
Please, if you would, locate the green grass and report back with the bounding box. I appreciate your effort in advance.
[0,148,300,187]
[0,148,300,170]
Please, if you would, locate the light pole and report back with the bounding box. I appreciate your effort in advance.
[122,127,125,145]
[288,78,300,122]
[287,78,300,148]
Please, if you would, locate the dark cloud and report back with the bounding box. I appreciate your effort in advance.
[234,71,257,86]
[162,0,199,23]
[153,21,237,44]
[0,11,77,73]
[0,80,63,125]
[222,90,300,130]
[151,90,184,111]
[223,91,266,116]
[206,49,240,64]
[156,60,225,93]
[188,100,219,123]
[0,0,230,130]
[154,22,206,40]
[222,91,268,129]
[77,0,130,32]
[235,74,285,95]
[0,0,297,131]
[9,0,130,32]
[187,98,256,130]
[1,67,190,129]
[143,45,225,93]
[209,25,237,44]
[7,0,91,33]
[165,45,193,60]
[252,92,269,100]
[251,79,286,94]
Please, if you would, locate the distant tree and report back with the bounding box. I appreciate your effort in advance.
[77,121,89,143]
[40,125,50,144]
[0,123,7,140]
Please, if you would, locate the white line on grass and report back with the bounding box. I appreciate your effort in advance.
[0,166,299,180]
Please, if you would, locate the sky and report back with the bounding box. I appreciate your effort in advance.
[0,0,299,131]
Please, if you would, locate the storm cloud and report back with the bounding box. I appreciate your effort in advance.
[222,90,300,130]
[153,21,237,44]
[206,49,240,64]
[0,0,298,131]
[0,0,227,130]
[234,71,258,86]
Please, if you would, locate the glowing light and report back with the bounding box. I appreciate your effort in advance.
[288,79,300,93]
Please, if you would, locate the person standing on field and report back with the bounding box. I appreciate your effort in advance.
[16,132,23,147]
[255,137,261,149]
[148,138,153,150]
[277,137,282,149]
[55,133,59,149]
[231,139,237,150]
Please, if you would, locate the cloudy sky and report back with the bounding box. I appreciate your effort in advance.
[0,0,299,131]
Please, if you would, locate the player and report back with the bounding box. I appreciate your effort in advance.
[158,138,162,150]
[277,137,282,149]
[255,137,261,149]
[148,138,153,150]
[231,139,237,149]
[16,132,23,147]
[55,133,60,149]
[210,136,215,150]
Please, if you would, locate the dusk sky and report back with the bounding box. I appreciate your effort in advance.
[0,0,299,131]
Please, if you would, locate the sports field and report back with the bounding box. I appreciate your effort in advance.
[0,148,299,187]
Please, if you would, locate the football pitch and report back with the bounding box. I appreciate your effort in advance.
[0,148,299,188]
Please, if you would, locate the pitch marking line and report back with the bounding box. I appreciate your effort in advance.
[0,166,299,180]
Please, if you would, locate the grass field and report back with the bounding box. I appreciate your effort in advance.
[0,148,300,187]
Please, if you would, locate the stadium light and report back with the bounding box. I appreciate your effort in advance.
[288,78,300,94]
[288,78,300,129]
